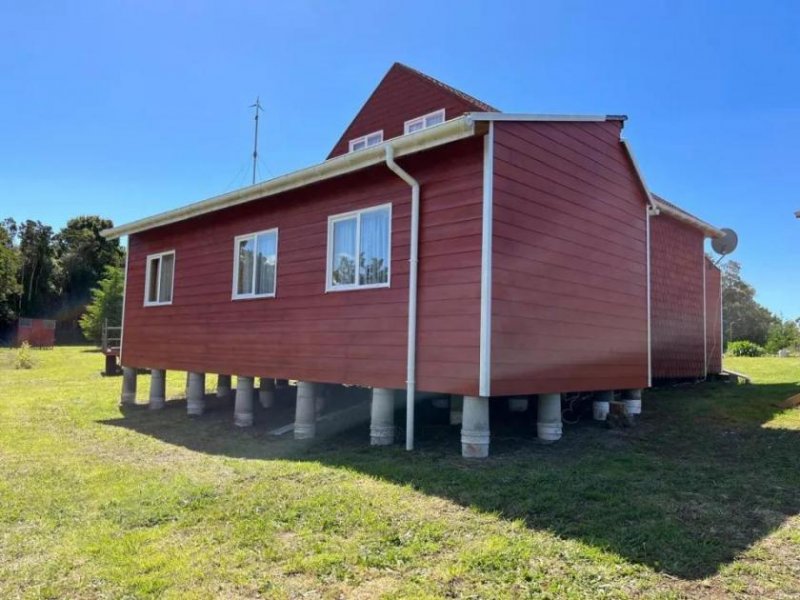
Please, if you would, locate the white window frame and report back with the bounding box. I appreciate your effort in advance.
[348,130,384,153]
[231,228,279,300]
[143,250,175,307]
[404,108,446,134]
[326,203,392,292]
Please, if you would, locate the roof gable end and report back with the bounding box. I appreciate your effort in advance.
[327,62,497,159]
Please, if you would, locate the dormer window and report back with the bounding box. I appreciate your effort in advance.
[404,109,445,134]
[349,130,383,152]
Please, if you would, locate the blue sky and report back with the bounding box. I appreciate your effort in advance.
[2,1,799,315]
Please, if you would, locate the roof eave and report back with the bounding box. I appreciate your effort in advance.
[102,116,479,239]
[467,112,626,123]
[653,200,725,238]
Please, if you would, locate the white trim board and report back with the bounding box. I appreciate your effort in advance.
[478,122,494,398]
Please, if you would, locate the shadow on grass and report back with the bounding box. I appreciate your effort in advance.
[100,380,800,580]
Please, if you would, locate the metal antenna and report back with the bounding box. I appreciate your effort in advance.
[250,97,263,185]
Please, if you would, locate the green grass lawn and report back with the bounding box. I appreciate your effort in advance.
[1,347,798,599]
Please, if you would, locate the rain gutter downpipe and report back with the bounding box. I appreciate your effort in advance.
[385,144,419,451]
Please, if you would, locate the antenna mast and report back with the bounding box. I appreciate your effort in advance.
[250,97,263,185]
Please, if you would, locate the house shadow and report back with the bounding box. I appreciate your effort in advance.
[100,380,800,580]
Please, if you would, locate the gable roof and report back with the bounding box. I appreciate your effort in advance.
[327,62,498,159]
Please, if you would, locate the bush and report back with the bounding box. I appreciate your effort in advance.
[727,340,766,357]
[765,319,800,355]
[14,341,35,369]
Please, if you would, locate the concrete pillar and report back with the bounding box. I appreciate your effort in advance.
[537,393,562,442]
[217,374,232,399]
[258,377,275,408]
[622,389,642,416]
[449,394,463,425]
[370,388,395,446]
[593,390,613,421]
[461,396,490,458]
[508,397,529,413]
[120,367,137,405]
[149,369,166,410]
[294,381,316,439]
[186,372,206,416]
[234,376,255,427]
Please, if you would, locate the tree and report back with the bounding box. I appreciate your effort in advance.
[765,319,800,354]
[16,219,59,318]
[721,261,777,347]
[0,221,21,332]
[55,216,124,317]
[79,265,124,344]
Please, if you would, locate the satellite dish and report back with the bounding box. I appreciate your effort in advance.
[712,227,738,256]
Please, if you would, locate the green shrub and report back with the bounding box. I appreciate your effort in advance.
[14,341,35,369]
[726,340,766,357]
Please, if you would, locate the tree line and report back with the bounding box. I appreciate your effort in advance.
[0,216,124,343]
[722,260,799,353]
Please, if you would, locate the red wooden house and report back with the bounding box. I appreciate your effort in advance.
[104,63,726,457]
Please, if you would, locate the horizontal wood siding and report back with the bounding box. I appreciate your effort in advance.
[328,64,489,159]
[122,138,484,395]
[705,259,723,374]
[489,120,649,396]
[650,213,706,379]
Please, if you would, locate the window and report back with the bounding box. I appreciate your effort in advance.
[327,204,391,291]
[42,320,56,330]
[19,318,32,328]
[144,251,175,306]
[404,109,445,134]
[233,229,278,299]
[349,130,383,152]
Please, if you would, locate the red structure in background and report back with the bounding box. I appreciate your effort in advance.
[16,318,56,347]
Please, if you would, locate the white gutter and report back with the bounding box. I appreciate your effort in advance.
[102,117,476,240]
[467,112,625,123]
[384,145,420,452]
[652,199,724,239]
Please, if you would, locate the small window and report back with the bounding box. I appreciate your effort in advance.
[42,320,56,330]
[404,109,445,134]
[349,130,384,152]
[144,251,175,306]
[233,229,278,299]
[19,318,32,328]
[327,204,391,291]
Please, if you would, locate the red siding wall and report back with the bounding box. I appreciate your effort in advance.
[122,139,484,396]
[650,214,706,379]
[328,64,491,159]
[490,120,649,396]
[705,259,723,374]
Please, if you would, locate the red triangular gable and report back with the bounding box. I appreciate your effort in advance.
[327,63,498,159]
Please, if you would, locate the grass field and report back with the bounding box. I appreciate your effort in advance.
[0,347,798,598]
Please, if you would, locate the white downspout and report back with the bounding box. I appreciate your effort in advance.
[385,145,420,451]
